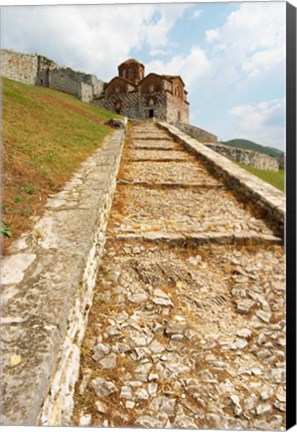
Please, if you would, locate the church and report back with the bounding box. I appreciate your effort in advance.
[94,59,189,123]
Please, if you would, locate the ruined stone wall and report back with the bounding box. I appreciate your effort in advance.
[1,49,104,102]
[36,56,59,86]
[79,82,94,103]
[88,75,104,97]
[1,49,38,85]
[175,122,218,143]
[205,143,279,171]
[48,68,82,98]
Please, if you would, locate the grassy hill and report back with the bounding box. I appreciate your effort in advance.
[221,138,284,159]
[2,78,117,253]
[234,162,285,192]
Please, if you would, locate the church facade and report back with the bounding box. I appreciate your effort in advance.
[94,59,189,123]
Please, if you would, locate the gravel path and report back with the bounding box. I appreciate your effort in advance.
[72,121,285,430]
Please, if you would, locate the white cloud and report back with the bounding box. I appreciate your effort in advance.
[146,45,211,88]
[191,9,202,19]
[209,3,285,82]
[150,48,170,57]
[229,99,285,149]
[205,28,220,43]
[144,4,190,49]
[1,4,189,80]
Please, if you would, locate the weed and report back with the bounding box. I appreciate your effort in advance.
[14,195,23,203]
[21,209,31,217]
[34,228,44,239]
[0,222,13,237]
[20,184,35,194]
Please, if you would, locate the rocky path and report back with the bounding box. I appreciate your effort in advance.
[71,121,285,430]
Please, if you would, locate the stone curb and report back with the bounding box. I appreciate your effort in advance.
[157,122,285,236]
[1,120,127,426]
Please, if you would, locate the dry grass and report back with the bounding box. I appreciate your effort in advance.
[2,78,117,254]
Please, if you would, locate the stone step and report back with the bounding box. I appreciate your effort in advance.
[119,161,221,185]
[116,180,225,189]
[124,150,191,161]
[108,185,275,238]
[108,231,282,245]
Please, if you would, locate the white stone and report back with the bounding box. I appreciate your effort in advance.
[128,332,149,347]
[1,253,36,284]
[120,386,132,399]
[236,339,248,350]
[256,310,272,323]
[95,401,107,414]
[256,403,272,416]
[236,328,252,339]
[135,388,149,400]
[99,353,117,369]
[93,343,110,361]
[136,415,163,428]
[149,339,165,353]
[128,292,148,303]
[251,367,262,376]
[91,378,117,397]
[115,311,129,324]
[79,414,92,426]
[148,382,158,396]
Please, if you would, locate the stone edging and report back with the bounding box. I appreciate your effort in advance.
[157,122,285,235]
[1,121,127,426]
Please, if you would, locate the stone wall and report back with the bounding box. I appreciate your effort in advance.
[79,82,94,103]
[205,143,279,171]
[0,49,104,102]
[175,122,218,143]
[1,49,38,85]
[48,68,82,98]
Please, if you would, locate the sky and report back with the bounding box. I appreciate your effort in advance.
[1,1,287,150]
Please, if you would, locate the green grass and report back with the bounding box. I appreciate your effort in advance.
[234,162,285,192]
[2,77,118,251]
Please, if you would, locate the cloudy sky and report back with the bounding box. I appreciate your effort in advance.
[1,2,286,150]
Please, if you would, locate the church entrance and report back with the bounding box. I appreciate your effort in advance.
[148,109,154,118]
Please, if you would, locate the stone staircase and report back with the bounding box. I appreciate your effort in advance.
[71,121,285,430]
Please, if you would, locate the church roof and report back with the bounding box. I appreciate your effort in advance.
[118,58,145,68]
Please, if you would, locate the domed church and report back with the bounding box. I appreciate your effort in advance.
[94,59,189,123]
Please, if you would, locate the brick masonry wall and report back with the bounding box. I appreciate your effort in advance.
[95,88,189,123]
[1,49,38,85]
[205,143,280,171]
[95,91,140,117]
[166,92,189,123]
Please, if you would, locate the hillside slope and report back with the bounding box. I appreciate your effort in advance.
[222,138,284,159]
[2,78,116,253]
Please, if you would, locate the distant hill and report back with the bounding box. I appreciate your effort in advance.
[221,138,284,159]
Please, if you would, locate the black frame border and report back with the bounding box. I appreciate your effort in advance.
[286,2,296,430]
